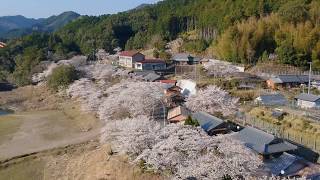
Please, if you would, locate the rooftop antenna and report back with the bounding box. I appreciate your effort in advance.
[308,62,312,94]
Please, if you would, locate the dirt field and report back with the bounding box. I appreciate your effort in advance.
[0,141,165,180]
[0,110,101,160]
[0,84,164,179]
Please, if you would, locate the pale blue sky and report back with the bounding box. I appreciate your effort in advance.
[0,0,159,18]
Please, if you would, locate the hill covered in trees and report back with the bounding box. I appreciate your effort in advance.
[1,0,320,85]
[0,11,80,38]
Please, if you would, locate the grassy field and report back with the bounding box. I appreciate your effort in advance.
[248,107,320,153]
[0,115,23,144]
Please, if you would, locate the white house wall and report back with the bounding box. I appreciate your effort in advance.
[297,100,317,109]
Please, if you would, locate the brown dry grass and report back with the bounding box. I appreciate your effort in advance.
[0,84,64,112]
[0,141,165,180]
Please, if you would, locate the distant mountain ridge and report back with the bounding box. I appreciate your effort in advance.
[0,11,80,38]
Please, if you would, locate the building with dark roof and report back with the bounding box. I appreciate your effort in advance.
[264,152,307,176]
[172,53,200,65]
[192,112,229,135]
[134,59,166,71]
[295,93,320,109]
[267,75,309,89]
[255,93,288,106]
[233,127,297,156]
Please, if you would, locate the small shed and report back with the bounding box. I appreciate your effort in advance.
[295,93,320,109]
[234,127,297,157]
[167,106,190,123]
[192,112,229,136]
[255,94,288,106]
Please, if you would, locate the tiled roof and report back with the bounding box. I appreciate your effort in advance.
[119,51,141,57]
[192,112,224,133]
[296,93,320,102]
[271,75,309,84]
[257,94,287,106]
[265,153,306,176]
[234,127,297,155]
[142,73,161,82]
[172,53,193,61]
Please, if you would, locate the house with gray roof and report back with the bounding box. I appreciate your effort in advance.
[267,75,309,89]
[192,112,229,135]
[172,53,200,65]
[255,93,288,106]
[233,127,297,157]
[295,93,320,109]
[131,70,162,82]
[264,152,307,176]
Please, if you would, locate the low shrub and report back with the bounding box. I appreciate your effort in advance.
[184,116,200,127]
[47,65,79,91]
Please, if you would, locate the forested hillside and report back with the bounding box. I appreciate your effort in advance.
[0,12,80,38]
[1,0,320,85]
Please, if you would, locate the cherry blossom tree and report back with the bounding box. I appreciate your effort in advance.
[185,85,239,116]
[98,80,164,121]
[203,60,240,77]
[101,116,263,179]
[66,78,104,112]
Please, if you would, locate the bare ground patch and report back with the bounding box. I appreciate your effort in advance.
[0,141,165,180]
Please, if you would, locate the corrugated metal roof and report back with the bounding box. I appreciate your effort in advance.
[257,94,288,106]
[296,93,320,102]
[192,112,224,132]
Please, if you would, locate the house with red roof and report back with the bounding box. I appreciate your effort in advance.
[134,59,166,71]
[119,51,145,68]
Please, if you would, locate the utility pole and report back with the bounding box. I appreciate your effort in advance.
[308,62,312,94]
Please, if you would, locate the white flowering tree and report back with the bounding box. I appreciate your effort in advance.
[98,80,164,121]
[66,78,104,112]
[101,116,263,179]
[185,85,239,116]
[204,60,240,77]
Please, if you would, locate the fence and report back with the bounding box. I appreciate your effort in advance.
[241,116,320,162]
